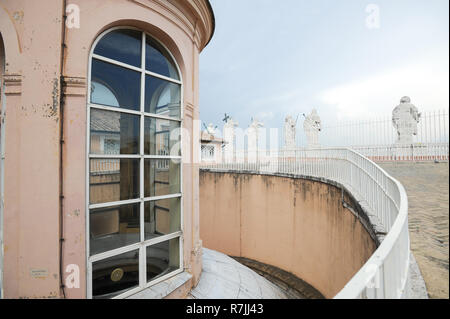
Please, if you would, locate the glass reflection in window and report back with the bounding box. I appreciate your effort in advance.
[144,197,181,240]
[92,249,140,299]
[146,37,179,80]
[145,75,180,118]
[146,238,180,283]
[94,29,142,68]
[91,59,141,111]
[144,117,180,156]
[90,203,140,256]
[88,29,183,299]
[90,109,140,155]
[89,158,140,204]
[144,159,180,198]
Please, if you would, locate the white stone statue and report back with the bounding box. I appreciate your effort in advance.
[223,115,239,162]
[247,118,264,153]
[284,115,297,149]
[392,96,421,144]
[303,109,321,148]
[206,123,216,135]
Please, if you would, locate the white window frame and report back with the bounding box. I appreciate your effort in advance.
[86,27,184,299]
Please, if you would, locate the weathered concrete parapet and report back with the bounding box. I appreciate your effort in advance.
[199,169,378,298]
[303,109,321,148]
[392,96,421,145]
[199,168,428,299]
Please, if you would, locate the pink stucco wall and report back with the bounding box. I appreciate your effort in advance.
[0,0,213,298]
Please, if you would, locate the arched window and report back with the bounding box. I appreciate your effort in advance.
[87,28,182,299]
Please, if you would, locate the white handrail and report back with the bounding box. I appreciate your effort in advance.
[200,148,410,299]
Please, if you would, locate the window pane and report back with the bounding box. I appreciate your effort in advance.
[89,159,140,204]
[201,144,215,161]
[144,75,180,118]
[90,109,140,155]
[144,198,181,240]
[144,159,180,198]
[92,249,139,299]
[91,59,140,111]
[94,29,142,68]
[90,203,140,256]
[145,37,179,80]
[144,117,180,156]
[90,81,119,107]
[146,238,180,283]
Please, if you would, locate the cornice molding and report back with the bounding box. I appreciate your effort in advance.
[185,102,195,116]
[180,0,214,49]
[3,73,22,95]
[190,0,215,47]
[63,76,87,97]
[129,0,214,51]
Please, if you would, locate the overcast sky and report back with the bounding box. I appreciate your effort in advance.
[199,0,449,134]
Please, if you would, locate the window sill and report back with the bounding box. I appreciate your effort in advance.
[126,271,193,299]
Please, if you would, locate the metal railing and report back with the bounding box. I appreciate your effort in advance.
[351,143,449,162]
[319,109,449,147]
[200,148,410,298]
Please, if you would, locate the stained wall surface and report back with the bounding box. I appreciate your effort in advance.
[199,171,377,298]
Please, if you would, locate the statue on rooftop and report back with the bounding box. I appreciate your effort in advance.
[284,115,297,149]
[247,118,264,162]
[248,118,264,152]
[206,123,217,135]
[223,115,239,162]
[392,96,421,144]
[303,109,321,148]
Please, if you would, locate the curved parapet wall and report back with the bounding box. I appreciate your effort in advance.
[199,171,378,298]
[199,148,415,299]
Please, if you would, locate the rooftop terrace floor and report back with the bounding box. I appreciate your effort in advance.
[380,161,449,299]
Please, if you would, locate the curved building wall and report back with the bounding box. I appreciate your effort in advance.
[0,0,213,298]
[199,171,378,298]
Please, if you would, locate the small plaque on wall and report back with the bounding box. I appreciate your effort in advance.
[30,269,49,279]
